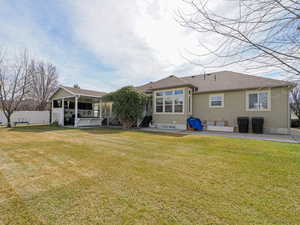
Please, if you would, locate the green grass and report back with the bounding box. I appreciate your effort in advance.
[0,125,299,225]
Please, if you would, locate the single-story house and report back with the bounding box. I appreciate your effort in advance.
[136,71,295,134]
[50,71,296,134]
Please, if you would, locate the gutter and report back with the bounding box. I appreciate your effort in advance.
[193,85,296,95]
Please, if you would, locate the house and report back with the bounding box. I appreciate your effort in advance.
[50,86,109,127]
[50,71,296,134]
[136,71,295,134]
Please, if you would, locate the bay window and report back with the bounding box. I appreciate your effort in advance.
[154,89,185,113]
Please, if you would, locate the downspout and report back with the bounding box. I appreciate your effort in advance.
[287,86,291,132]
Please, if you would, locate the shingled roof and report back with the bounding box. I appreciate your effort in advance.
[136,71,295,93]
[137,75,195,92]
[61,86,106,97]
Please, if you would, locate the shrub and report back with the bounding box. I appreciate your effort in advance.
[291,119,300,128]
[103,86,149,129]
[51,121,59,127]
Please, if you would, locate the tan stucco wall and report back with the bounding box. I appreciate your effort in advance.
[51,89,73,99]
[152,87,191,127]
[192,87,290,130]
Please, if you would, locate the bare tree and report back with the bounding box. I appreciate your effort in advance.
[291,84,300,120]
[0,50,31,127]
[29,61,59,110]
[177,0,300,76]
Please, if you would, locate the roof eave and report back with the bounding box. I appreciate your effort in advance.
[148,84,195,91]
[193,84,295,94]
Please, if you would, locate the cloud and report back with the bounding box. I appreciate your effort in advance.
[0,0,287,92]
[64,0,167,86]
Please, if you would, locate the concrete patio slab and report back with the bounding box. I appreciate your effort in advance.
[141,128,300,144]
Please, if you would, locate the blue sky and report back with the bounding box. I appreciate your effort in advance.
[0,0,284,92]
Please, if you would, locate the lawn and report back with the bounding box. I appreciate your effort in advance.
[0,125,299,225]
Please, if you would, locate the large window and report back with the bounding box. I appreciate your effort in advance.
[154,89,184,113]
[246,90,271,111]
[209,94,224,108]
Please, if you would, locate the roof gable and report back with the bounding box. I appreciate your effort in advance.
[50,86,106,100]
[50,88,74,99]
[62,86,106,97]
[137,75,195,92]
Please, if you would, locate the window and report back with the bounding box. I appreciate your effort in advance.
[174,96,184,113]
[156,98,163,112]
[154,89,184,113]
[209,94,224,108]
[93,103,99,117]
[175,89,184,95]
[246,90,270,111]
[53,100,62,108]
[165,90,173,96]
[164,98,173,112]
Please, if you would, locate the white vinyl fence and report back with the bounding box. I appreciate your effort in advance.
[0,111,50,126]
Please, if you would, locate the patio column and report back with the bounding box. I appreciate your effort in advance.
[99,99,102,119]
[99,99,102,127]
[61,98,64,126]
[74,96,78,128]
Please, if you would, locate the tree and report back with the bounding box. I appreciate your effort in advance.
[290,84,300,120]
[177,0,300,76]
[103,86,149,129]
[0,50,31,127]
[29,60,59,110]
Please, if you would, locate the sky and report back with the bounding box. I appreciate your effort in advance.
[0,0,285,92]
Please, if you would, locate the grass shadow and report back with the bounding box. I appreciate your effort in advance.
[135,129,188,137]
[7,124,72,133]
[7,124,125,135]
[6,124,187,137]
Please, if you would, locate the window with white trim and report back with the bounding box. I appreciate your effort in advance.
[209,94,224,108]
[156,97,163,113]
[174,96,184,113]
[246,90,271,111]
[154,89,184,113]
[164,97,173,112]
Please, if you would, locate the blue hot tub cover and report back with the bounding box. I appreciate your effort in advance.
[187,117,203,131]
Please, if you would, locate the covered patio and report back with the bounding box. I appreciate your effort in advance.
[50,86,112,127]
